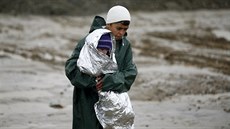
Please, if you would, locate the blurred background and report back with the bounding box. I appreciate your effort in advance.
[0,1,230,129]
[1,0,230,15]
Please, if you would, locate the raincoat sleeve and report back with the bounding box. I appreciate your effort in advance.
[65,38,96,88]
[101,42,137,93]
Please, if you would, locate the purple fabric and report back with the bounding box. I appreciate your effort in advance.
[97,33,112,50]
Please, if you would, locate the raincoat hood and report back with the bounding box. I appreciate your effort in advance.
[89,16,106,33]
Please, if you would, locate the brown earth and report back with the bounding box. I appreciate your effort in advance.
[0,10,230,129]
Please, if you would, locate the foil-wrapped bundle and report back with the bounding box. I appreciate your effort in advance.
[77,29,117,76]
[77,29,135,129]
[95,91,135,129]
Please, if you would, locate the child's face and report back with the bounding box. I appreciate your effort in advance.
[98,48,109,55]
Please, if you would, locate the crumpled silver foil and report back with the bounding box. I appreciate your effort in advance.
[77,29,117,76]
[94,91,135,129]
[77,29,135,129]
[78,43,117,76]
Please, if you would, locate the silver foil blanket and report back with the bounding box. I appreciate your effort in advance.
[94,91,135,129]
[77,30,117,76]
[77,43,117,76]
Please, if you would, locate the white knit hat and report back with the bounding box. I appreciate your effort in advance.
[106,5,131,24]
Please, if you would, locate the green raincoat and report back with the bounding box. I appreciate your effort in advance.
[65,16,137,129]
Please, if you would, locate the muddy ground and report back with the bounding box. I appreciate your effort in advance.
[0,10,230,129]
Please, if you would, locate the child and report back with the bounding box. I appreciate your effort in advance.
[97,33,112,56]
[77,29,135,129]
[77,29,117,77]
